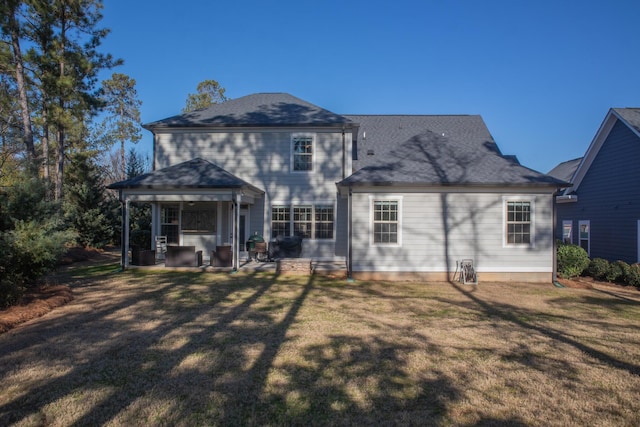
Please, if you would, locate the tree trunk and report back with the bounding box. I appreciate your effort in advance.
[7,1,37,171]
[54,7,66,200]
[42,109,50,181]
[55,125,64,200]
[121,138,125,180]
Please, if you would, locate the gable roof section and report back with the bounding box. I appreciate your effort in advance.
[564,108,640,193]
[547,157,582,183]
[144,93,355,129]
[107,158,263,193]
[339,115,565,187]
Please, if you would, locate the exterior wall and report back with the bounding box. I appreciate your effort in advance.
[155,128,350,261]
[150,201,227,258]
[351,188,555,281]
[556,120,640,263]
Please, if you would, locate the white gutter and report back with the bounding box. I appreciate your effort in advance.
[556,194,578,203]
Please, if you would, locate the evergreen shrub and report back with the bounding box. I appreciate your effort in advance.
[625,264,640,288]
[0,178,72,307]
[586,258,610,280]
[557,244,590,278]
[606,260,630,284]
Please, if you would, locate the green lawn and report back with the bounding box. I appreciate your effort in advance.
[1,264,639,426]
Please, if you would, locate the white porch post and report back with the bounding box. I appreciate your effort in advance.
[233,192,241,271]
[151,204,158,250]
[347,186,353,280]
[124,199,130,268]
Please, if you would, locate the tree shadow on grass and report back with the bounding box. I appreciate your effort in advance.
[0,269,276,425]
[445,281,640,377]
[1,269,553,426]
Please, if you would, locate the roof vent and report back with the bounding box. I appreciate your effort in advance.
[367,149,375,156]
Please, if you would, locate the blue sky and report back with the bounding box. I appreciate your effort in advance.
[99,0,640,174]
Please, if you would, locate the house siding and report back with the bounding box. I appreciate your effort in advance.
[352,189,555,276]
[556,119,640,263]
[155,128,350,260]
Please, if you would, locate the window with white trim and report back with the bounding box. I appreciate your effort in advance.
[579,220,590,255]
[161,204,179,244]
[271,204,334,239]
[562,220,573,244]
[372,199,400,245]
[271,205,290,238]
[293,205,312,238]
[315,205,334,239]
[505,200,533,246]
[291,134,314,171]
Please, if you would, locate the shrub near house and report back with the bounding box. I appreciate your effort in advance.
[557,243,590,278]
[558,244,640,289]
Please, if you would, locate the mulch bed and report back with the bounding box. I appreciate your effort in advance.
[0,246,113,334]
[0,285,73,334]
[557,277,594,289]
[558,276,640,301]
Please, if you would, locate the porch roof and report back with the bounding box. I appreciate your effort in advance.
[107,158,264,194]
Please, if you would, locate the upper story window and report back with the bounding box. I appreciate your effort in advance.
[504,199,534,247]
[291,134,314,172]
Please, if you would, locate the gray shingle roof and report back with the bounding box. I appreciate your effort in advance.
[547,157,582,183]
[340,115,565,187]
[145,93,355,128]
[107,158,263,192]
[613,108,640,135]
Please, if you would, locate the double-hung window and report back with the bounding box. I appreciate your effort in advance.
[271,205,291,238]
[315,205,334,239]
[271,204,334,239]
[505,199,533,246]
[371,198,401,245]
[161,204,180,244]
[291,134,314,172]
[293,206,313,238]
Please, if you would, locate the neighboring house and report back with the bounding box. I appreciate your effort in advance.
[548,108,640,264]
[109,93,565,282]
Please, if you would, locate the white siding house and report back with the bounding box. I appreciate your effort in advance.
[109,93,565,282]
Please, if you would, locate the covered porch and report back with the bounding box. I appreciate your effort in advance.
[108,158,264,271]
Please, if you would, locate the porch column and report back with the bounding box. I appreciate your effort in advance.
[121,198,130,269]
[347,186,353,280]
[233,193,241,271]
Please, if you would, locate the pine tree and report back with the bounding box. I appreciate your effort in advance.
[63,152,114,248]
[101,72,142,180]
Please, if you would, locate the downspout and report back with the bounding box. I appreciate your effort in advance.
[552,189,563,287]
[347,185,353,281]
[152,133,157,171]
[342,128,346,179]
[232,191,241,272]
